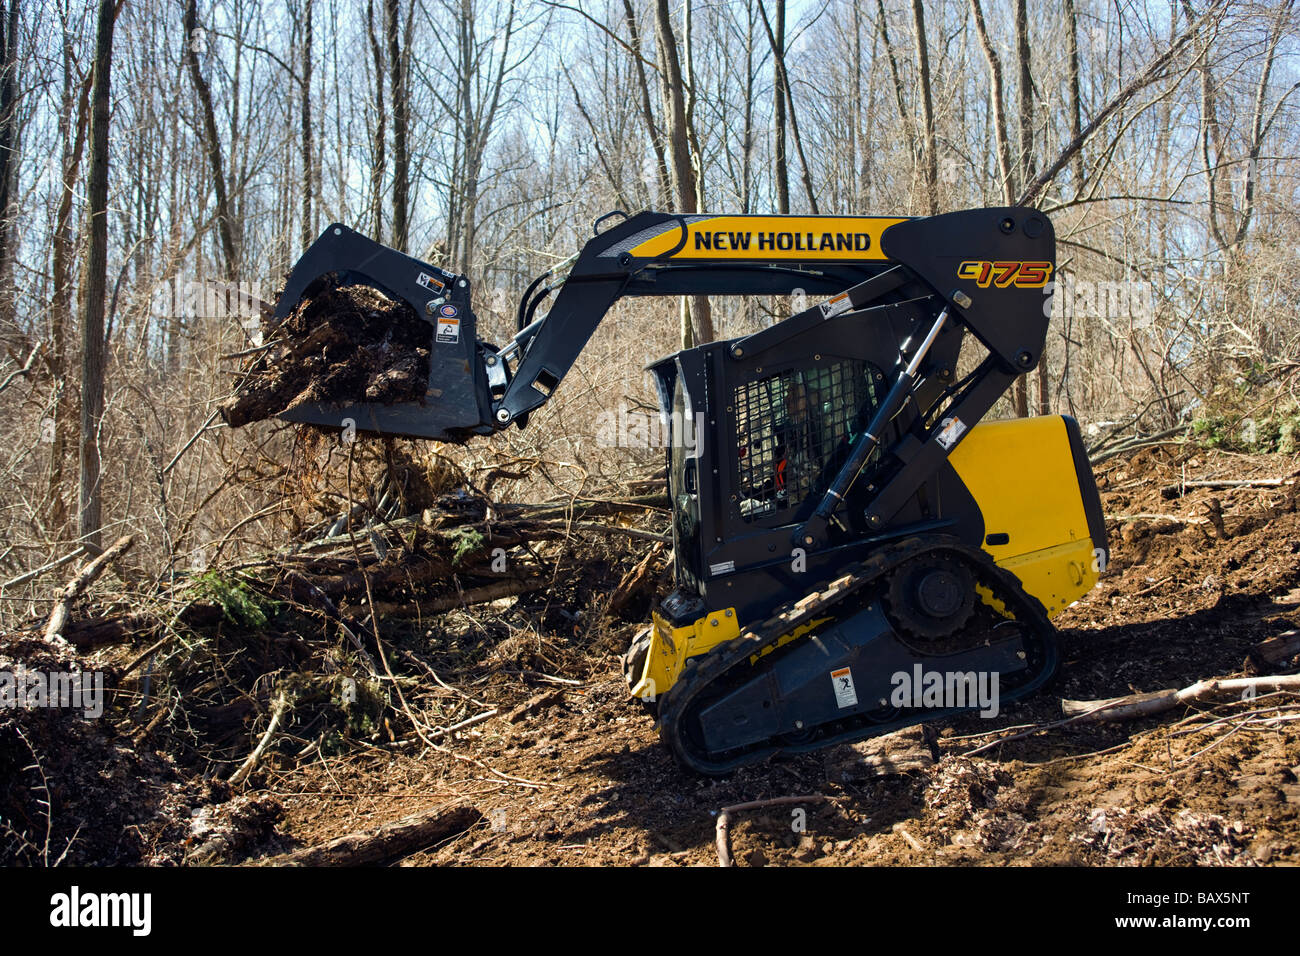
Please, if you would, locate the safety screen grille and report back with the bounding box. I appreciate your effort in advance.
[734,359,880,522]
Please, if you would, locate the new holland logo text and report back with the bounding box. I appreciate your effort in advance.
[957,260,1052,288]
[693,230,874,253]
[623,216,903,260]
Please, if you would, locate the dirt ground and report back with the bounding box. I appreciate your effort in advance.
[267,446,1300,867]
[4,444,1299,867]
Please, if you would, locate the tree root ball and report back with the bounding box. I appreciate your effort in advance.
[220,275,432,427]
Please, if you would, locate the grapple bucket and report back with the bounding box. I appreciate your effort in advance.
[272,224,495,442]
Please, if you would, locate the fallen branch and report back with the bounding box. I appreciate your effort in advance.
[1109,512,1208,525]
[1161,477,1293,498]
[1061,675,1300,724]
[363,577,550,620]
[962,699,1123,757]
[429,709,498,740]
[504,689,564,724]
[2,546,86,590]
[421,576,548,614]
[59,603,224,651]
[229,693,291,786]
[496,493,669,521]
[609,542,665,614]
[279,569,378,675]
[1247,630,1300,669]
[715,795,828,867]
[824,726,936,781]
[893,823,924,852]
[264,803,483,866]
[44,534,134,643]
[548,520,670,544]
[1089,425,1190,465]
[962,679,1300,758]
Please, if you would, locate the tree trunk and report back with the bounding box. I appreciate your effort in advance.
[0,0,20,311]
[266,805,482,866]
[653,0,713,345]
[384,0,409,253]
[1014,0,1035,193]
[623,0,669,207]
[300,0,314,249]
[876,0,912,155]
[183,0,237,278]
[366,0,386,240]
[47,59,92,539]
[758,1,817,213]
[772,0,788,213]
[1015,0,1037,416]
[969,0,1027,415]
[1063,0,1085,191]
[968,0,1015,203]
[78,0,118,550]
[908,0,938,214]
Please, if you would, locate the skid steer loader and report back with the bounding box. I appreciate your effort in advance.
[260,207,1106,774]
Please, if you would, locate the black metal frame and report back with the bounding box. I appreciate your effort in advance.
[275,207,1055,617]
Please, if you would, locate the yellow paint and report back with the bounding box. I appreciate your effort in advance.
[949,415,1101,616]
[750,616,832,663]
[631,608,740,702]
[628,216,907,260]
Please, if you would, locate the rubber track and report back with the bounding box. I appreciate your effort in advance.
[657,534,1059,775]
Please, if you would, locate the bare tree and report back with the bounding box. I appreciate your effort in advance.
[46,17,93,539]
[183,0,237,278]
[654,0,713,345]
[384,0,410,253]
[908,0,937,214]
[623,0,669,207]
[771,0,787,213]
[0,0,20,309]
[757,1,817,213]
[366,0,386,240]
[299,0,314,249]
[78,0,120,549]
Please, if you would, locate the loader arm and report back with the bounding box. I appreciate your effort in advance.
[276,207,1055,549]
[491,208,1050,429]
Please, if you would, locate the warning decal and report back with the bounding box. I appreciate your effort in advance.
[417,271,446,293]
[831,667,858,709]
[819,292,853,319]
[436,314,460,344]
[935,416,967,450]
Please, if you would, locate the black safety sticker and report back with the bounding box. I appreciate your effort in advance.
[418,271,446,294]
